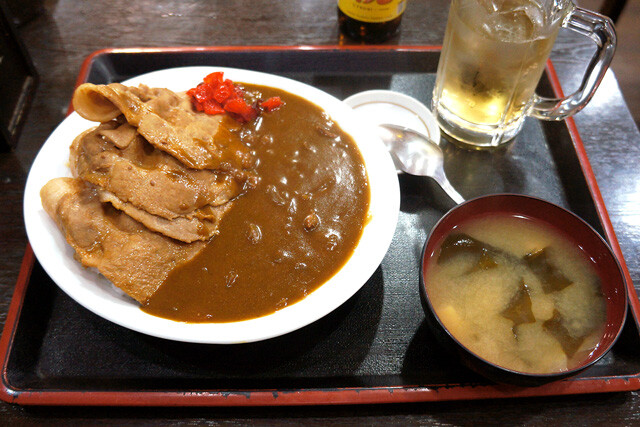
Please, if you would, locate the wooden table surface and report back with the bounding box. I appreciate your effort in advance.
[2,0,640,423]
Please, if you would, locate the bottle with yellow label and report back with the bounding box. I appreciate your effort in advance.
[338,0,406,43]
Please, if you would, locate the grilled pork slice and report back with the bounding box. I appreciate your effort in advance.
[70,119,247,242]
[40,177,206,303]
[97,190,230,243]
[72,83,255,172]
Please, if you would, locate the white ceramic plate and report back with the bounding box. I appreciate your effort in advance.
[23,66,400,344]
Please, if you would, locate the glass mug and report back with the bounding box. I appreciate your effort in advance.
[432,0,616,149]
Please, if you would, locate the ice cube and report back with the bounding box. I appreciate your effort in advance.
[489,0,547,41]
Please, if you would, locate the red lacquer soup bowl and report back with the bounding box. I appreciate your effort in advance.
[419,194,628,386]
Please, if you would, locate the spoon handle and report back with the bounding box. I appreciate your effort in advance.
[436,176,465,205]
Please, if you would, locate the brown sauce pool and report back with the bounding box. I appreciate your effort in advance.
[142,84,371,322]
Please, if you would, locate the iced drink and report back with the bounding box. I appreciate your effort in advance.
[433,0,565,147]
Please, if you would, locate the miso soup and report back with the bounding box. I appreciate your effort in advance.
[425,214,607,374]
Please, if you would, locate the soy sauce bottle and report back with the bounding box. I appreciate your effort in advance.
[338,0,406,43]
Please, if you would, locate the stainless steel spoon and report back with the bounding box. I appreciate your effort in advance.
[377,123,465,205]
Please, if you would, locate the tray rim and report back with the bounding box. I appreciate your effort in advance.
[2,44,639,407]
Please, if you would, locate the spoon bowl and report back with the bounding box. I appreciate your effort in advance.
[377,124,464,204]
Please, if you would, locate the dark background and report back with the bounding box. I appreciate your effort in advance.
[1,0,640,424]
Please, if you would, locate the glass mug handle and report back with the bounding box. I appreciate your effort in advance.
[529,6,616,120]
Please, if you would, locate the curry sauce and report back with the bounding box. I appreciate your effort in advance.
[142,84,370,322]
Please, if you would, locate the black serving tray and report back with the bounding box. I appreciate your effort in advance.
[2,46,639,406]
